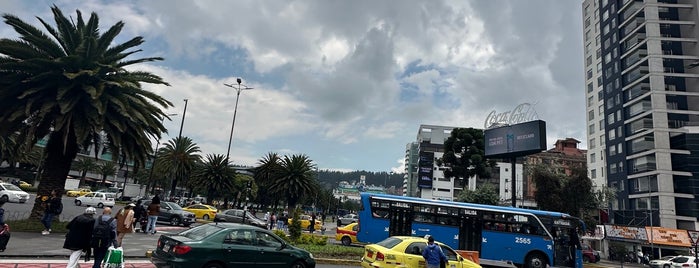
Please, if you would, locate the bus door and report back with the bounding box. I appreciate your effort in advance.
[388,203,412,236]
[458,209,482,252]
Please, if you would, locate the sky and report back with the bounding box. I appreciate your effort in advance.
[0,0,585,173]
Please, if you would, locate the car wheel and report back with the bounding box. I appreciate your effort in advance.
[290,260,307,268]
[170,216,181,226]
[341,236,352,246]
[201,261,224,268]
[0,195,8,203]
[524,253,548,268]
[583,256,590,263]
[97,203,104,208]
[664,265,671,268]
[203,214,210,220]
[75,200,82,206]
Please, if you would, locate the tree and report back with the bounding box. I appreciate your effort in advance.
[156,136,201,197]
[456,183,500,205]
[531,164,565,213]
[531,164,598,220]
[97,161,117,187]
[0,5,172,219]
[191,154,236,204]
[439,128,495,187]
[72,158,97,187]
[268,154,318,211]
[253,152,281,209]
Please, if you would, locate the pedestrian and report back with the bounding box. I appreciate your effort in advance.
[264,211,270,223]
[115,203,135,246]
[132,199,145,231]
[92,207,116,268]
[422,236,447,268]
[0,199,9,252]
[269,213,276,230]
[277,213,285,230]
[636,249,644,264]
[64,207,96,268]
[41,190,62,235]
[146,196,161,235]
[309,213,316,233]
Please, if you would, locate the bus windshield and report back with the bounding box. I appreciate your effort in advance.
[356,193,584,268]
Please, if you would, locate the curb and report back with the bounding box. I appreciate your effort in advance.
[0,256,361,266]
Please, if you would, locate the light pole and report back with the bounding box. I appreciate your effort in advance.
[178,99,188,138]
[147,113,177,195]
[223,78,253,162]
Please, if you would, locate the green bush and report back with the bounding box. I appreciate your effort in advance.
[274,230,290,243]
[20,186,37,192]
[296,243,364,259]
[296,233,327,245]
[288,208,302,241]
[7,219,68,233]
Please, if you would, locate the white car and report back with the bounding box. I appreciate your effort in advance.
[74,192,115,208]
[670,256,697,268]
[0,183,29,203]
[649,256,677,268]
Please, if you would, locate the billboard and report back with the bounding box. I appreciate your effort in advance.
[417,151,434,188]
[484,120,546,158]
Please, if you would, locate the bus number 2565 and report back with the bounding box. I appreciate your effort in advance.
[515,237,531,244]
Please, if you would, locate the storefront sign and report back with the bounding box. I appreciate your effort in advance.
[604,225,648,241]
[582,225,605,240]
[484,103,539,129]
[647,227,692,247]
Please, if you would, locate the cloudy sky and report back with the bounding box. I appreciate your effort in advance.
[0,0,585,173]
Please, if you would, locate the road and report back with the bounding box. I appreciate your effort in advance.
[2,193,129,222]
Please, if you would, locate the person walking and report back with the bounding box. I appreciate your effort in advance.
[92,207,116,268]
[64,207,96,268]
[422,236,447,268]
[132,199,145,231]
[146,196,161,235]
[0,200,9,252]
[115,203,135,246]
[309,213,316,233]
[41,190,62,235]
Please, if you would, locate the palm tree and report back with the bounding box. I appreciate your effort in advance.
[268,154,318,211]
[253,152,281,209]
[191,154,236,206]
[156,136,201,198]
[72,158,98,187]
[0,6,172,219]
[97,161,117,187]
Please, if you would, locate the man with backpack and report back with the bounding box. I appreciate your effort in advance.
[92,207,116,268]
[41,189,62,235]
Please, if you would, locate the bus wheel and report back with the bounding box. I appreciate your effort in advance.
[524,253,548,268]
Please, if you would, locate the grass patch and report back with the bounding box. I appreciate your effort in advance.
[6,219,69,233]
[296,243,364,259]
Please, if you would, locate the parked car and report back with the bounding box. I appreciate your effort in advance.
[74,192,115,208]
[335,222,358,246]
[142,200,196,227]
[151,222,316,268]
[0,183,29,203]
[670,256,697,268]
[361,236,481,268]
[650,256,677,268]
[289,214,323,230]
[337,213,359,226]
[214,209,267,228]
[66,188,92,197]
[18,181,31,188]
[581,244,601,263]
[182,204,218,220]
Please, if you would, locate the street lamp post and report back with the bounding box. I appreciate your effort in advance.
[223,78,253,162]
[147,113,177,195]
[178,99,188,139]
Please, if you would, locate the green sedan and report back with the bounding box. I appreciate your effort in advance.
[151,222,316,268]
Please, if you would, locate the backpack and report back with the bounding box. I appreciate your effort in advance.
[54,201,63,215]
[91,216,115,248]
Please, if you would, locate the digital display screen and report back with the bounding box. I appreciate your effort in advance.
[484,120,546,158]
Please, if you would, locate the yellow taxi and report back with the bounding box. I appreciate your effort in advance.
[336,222,359,246]
[361,236,481,268]
[182,204,218,220]
[66,188,92,197]
[18,181,31,188]
[288,214,323,230]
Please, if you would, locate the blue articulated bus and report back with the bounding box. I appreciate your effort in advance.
[357,193,584,268]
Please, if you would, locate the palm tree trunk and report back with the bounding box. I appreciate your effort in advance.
[79,170,87,187]
[29,131,78,220]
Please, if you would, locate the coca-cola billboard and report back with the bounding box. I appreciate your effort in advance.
[484,120,546,158]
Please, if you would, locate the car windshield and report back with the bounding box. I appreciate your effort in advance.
[2,184,22,191]
[178,224,224,240]
[168,202,183,210]
[376,237,403,249]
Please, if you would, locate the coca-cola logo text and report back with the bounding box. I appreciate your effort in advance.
[484,103,539,128]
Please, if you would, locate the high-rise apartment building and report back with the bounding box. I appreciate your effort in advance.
[582,0,699,229]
